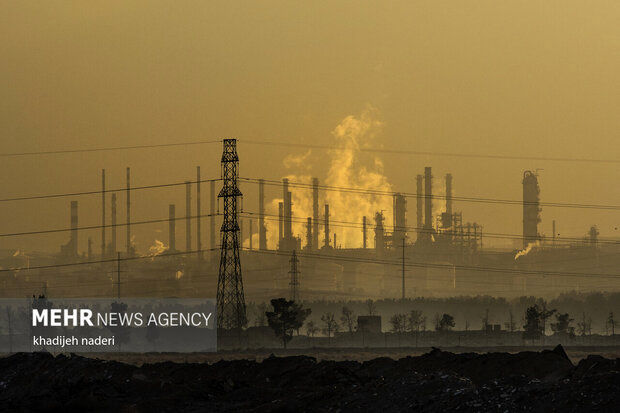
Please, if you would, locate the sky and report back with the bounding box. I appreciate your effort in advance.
[1,1,619,254]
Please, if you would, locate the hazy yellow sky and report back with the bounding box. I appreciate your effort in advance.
[1,1,619,253]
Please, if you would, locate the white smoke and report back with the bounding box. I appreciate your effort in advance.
[146,240,168,257]
[514,241,540,260]
[265,107,394,248]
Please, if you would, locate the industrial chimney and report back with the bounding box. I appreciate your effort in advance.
[522,170,541,248]
[324,204,330,248]
[259,179,267,250]
[312,178,319,250]
[424,167,433,233]
[416,174,423,241]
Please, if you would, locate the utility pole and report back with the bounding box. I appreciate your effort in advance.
[217,139,246,330]
[197,166,202,259]
[402,238,406,301]
[116,252,121,299]
[289,250,300,302]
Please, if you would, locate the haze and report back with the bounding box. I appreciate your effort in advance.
[1,1,619,253]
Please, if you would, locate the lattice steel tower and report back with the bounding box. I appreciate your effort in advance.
[289,250,300,302]
[217,139,246,329]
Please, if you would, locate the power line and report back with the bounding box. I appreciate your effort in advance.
[0,140,222,158]
[240,248,620,281]
[241,177,620,211]
[239,211,620,246]
[0,248,219,273]
[239,139,620,165]
[0,178,220,203]
[0,213,221,238]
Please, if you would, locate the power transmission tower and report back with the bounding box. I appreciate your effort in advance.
[216,139,246,329]
[289,250,300,302]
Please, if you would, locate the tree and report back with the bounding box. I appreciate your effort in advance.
[407,310,424,347]
[436,314,455,332]
[366,299,377,316]
[266,298,311,349]
[551,313,575,338]
[607,312,618,335]
[576,312,592,337]
[321,312,339,345]
[340,306,356,335]
[305,320,319,337]
[504,309,517,332]
[523,305,543,341]
[390,313,407,347]
[538,300,556,342]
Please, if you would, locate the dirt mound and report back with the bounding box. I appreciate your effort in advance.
[0,346,618,412]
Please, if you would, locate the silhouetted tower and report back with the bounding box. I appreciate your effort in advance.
[196,166,202,259]
[393,193,407,248]
[522,171,541,248]
[416,174,423,241]
[312,178,319,250]
[306,217,312,250]
[424,167,433,233]
[289,250,300,302]
[258,179,267,250]
[110,193,117,255]
[217,139,246,329]
[324,204,330,248]
[126,167,132,255]
[374,212,385,254]
[101,169,106,258]
[278,202,284,249]
[185,181,191,253]
[362,216,367,249]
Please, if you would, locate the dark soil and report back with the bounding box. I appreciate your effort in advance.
[0,345,618,412]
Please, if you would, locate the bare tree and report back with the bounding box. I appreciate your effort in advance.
[366,299,377,316]
[306,320,319,337]
[576,312,592,337]
[481,308,490,331]
[390,313,407,347]
[407,310,424,347]
[321,312,339,345]
[340,306,356,335]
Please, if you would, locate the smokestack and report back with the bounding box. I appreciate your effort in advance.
[522,171,541,248]
[424,167,433,231]
[196,166,202,259]
[362,216,367,249]
[374,212,385,254]
[185,181,191,252]
[285,191,292,248]
[416,174,423,241]
[312,178,319,250]
[324,204,330,248]
[393,194,406,247]
[552,220,556,246]
[111,193,117,254]
[306,217,312,250]
[101,169,106,259]
[126,167,131,255]
[334,232,337,249]
[259,179,267,250]
[169,204,176,252]
[249,219,253,250]
[210,180,216,251]
[278,202,284,249]
[445,173,453,217]
[70,201,78,257]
